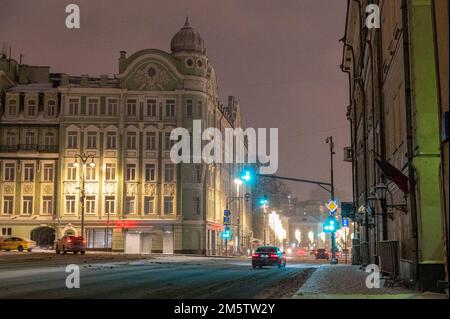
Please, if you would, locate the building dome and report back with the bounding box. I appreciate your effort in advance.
[170,17,206,54]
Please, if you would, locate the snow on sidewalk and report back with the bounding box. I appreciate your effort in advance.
[293,264,445,299]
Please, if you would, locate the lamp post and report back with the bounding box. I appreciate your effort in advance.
[73,153,95,239]
[326,136,338,264]
[234,178,242,255]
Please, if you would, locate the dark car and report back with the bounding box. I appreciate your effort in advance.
[55,236,86,254]
[315,248,329,260]
[252,246,286,268]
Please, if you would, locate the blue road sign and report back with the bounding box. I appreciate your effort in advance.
[223,217,231,224]
[224,210,231,216]
[342,218,349,228]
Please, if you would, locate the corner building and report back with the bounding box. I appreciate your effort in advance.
[0,18,252,255]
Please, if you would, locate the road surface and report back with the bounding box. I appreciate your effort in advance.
[0,252,325,299]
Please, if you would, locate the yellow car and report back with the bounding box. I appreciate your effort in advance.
[0,236,36,252]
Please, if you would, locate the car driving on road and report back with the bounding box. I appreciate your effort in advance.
[252,246,286,268]
[55,236,86,254]
[315,248,330,260]
[0,236,36,252]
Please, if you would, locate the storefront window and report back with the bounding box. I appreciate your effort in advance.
[86,228,112,249]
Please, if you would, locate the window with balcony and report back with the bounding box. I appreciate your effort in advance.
[146,99,157,117]
[3,196,13,215]
[23,164,34,181]
[6,131,17,147]
[165,99,175,117]
[4,163,15,181]
[22,196,33,215]
[106,132,117,149]
[25,131,36,147]
[44,132,55,149]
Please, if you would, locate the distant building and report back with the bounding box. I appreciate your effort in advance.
[0,18,252,255]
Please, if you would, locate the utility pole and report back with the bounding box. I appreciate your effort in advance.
[327,136,338,265]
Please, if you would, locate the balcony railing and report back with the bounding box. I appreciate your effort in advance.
[0,144,59,153]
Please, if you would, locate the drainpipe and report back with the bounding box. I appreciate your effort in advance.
[401,0,419,286]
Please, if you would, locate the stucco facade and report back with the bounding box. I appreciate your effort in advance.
[0,19,252,255]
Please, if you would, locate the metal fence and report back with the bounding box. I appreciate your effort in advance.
[377,240,399,279]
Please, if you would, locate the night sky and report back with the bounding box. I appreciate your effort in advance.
[0,0,351,202]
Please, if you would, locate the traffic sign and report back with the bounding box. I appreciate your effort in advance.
[342,218,349,228]
[223,216,231,224]
[224,210,231,216]
[326,200,339,214]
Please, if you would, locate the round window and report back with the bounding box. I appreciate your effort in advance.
[196,59,203,68]
[185,58,194,67]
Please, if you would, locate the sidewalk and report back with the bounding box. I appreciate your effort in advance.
[293,264,446,299]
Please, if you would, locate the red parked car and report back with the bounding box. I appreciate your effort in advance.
[252,246,286,268]
[55,236,86,254]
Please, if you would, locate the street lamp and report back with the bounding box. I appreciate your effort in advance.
[375,182,388,201]
[234,178,242,254]
[367,192,378,212]
[73,153,95,239]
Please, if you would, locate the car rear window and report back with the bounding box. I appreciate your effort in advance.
[256,247,277,253]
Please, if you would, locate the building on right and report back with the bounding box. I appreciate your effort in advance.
[341,0,448,292]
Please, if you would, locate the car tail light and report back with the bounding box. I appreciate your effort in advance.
[67,239,72,243]
[83,240,87,244]
[252,253,259,258]
[269,254,278,258]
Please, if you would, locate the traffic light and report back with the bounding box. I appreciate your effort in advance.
[323,216,340,233]
[259,196,269,208]
[221,227,231,239]
[240,170,252,182]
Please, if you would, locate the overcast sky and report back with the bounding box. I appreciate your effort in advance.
[0,0,351,202]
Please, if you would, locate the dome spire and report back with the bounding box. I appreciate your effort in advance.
[184,16,190,28]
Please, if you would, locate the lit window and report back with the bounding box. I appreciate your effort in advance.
[85,166,96,180]
[66,164,77,181]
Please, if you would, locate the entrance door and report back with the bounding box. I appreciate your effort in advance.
[141,234,152,254]
[125,233,141,254]
[30,227,55,248]
[163,232,174,254]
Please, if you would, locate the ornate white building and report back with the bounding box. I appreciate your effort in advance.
[0,18,252,254]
